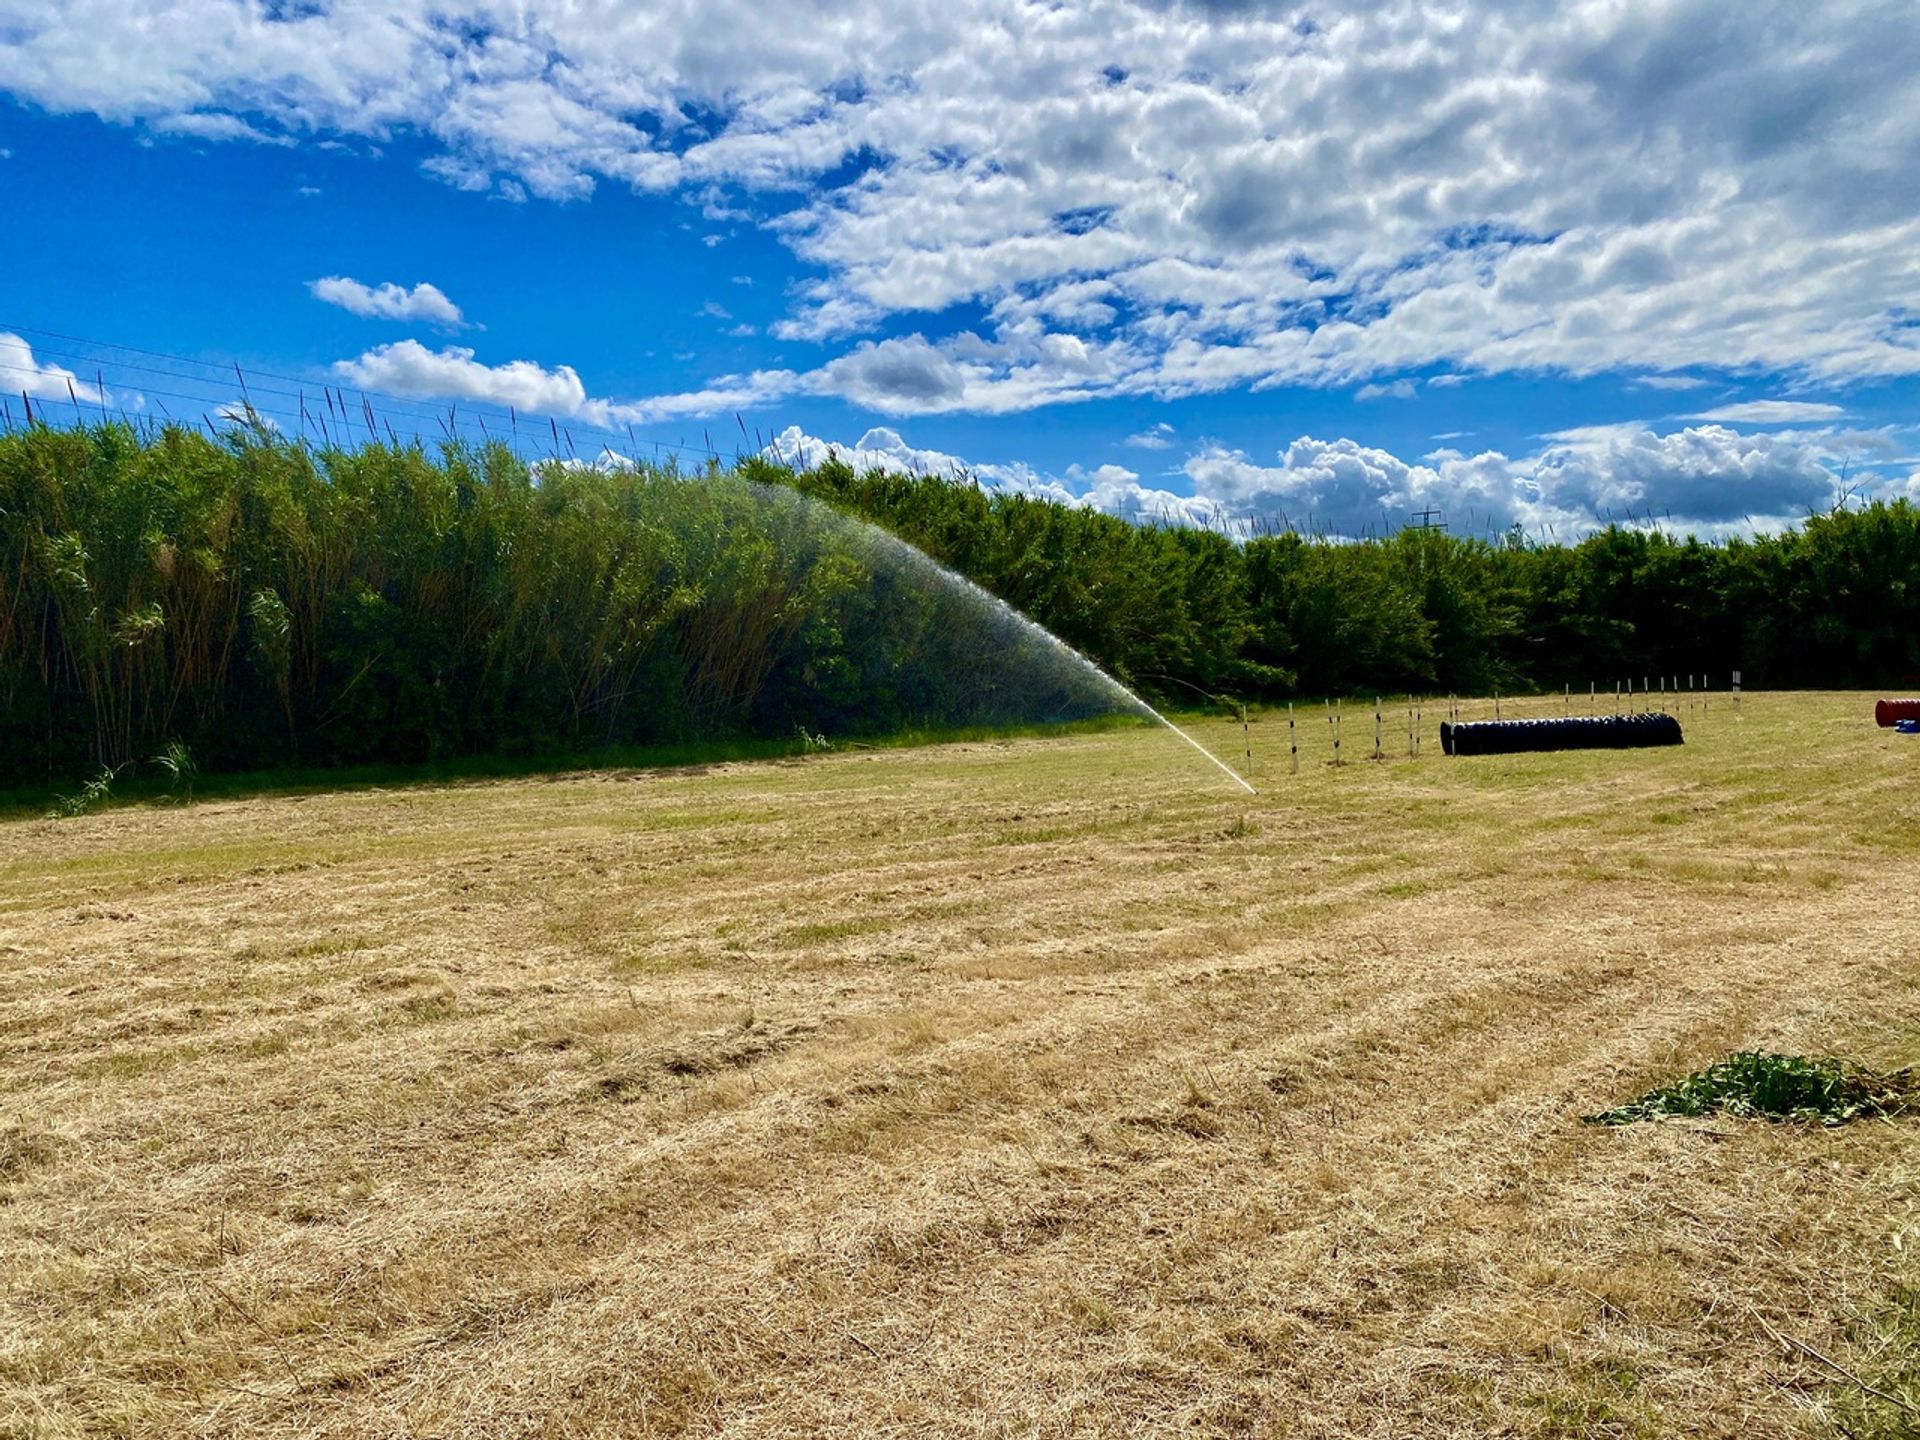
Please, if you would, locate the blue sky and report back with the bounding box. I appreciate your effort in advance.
[1,0,1917,537]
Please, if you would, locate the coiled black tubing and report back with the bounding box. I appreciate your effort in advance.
[1441,712,1684,756]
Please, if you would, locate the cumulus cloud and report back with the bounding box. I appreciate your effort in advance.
[772,424,967,476]
[766,423,1054,494]
[325,336,801,425]
[823,336,970,410]
[615,326,1129,419]
[763,424,1225,526]
[332,341,585,413]
[585,371,800,425]
[1530,425,1839,526]
[1125,422,1176,450]
[310,276,466,326]
[5,1,1918,414]
[1,331,107,407]
[1182,437,1515,537]
[1178,425,1845,536]
[763,414,1861,539]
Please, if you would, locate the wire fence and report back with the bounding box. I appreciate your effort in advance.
[0,320,742,468]
[1,320,1726,544]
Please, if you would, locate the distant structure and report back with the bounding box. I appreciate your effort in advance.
[1410,506,1448,530]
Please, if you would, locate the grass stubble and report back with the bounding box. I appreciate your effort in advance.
[0,691,1916,1438]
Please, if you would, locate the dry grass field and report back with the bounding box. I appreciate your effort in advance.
[3,691,1917,1438]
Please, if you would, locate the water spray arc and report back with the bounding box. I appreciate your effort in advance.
[845,507,1256,795]
[1139,709,1259,795]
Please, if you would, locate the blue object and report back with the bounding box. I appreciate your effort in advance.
[1896,719,1920,734]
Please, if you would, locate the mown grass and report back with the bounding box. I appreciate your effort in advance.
[1834,1287,1920,1439]
[1,690,1915,1438]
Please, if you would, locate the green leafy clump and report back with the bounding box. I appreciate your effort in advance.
[49,763,125,819]
[1585,1051,1915,1127]
[47,741,198,818]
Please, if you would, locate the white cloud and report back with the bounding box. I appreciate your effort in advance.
[585,370,801,425]
[766,424,1062,499]
[1,332,107,407]
[1529,425,1839,527]
[1541,422,1653,445]
[821,336,970,410]
[151,111,290,145]
[1178,425,1844,536]
[1355,379,1417,401]
[317,342,801,429]
[1632,374,1713,391]
[769,424,971,478]
[763,424,1223,526]
[310,276,466,327]
[1686,400,1849,424]
[5,1,1918,415]
[764,415,1861,539]
[1124,422,1176,450]
[614,327,1129,419]
[333,341,585,413]
[1183,437,1473,537]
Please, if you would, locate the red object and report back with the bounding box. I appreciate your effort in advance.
[1876,699,1920,727]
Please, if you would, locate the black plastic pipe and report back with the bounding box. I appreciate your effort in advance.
[1441,712,1684,756]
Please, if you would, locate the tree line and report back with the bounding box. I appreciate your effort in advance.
[763,450,1920,696]
[3,421,1916,788]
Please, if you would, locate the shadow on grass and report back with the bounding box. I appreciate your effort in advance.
[4,712,1157,820]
